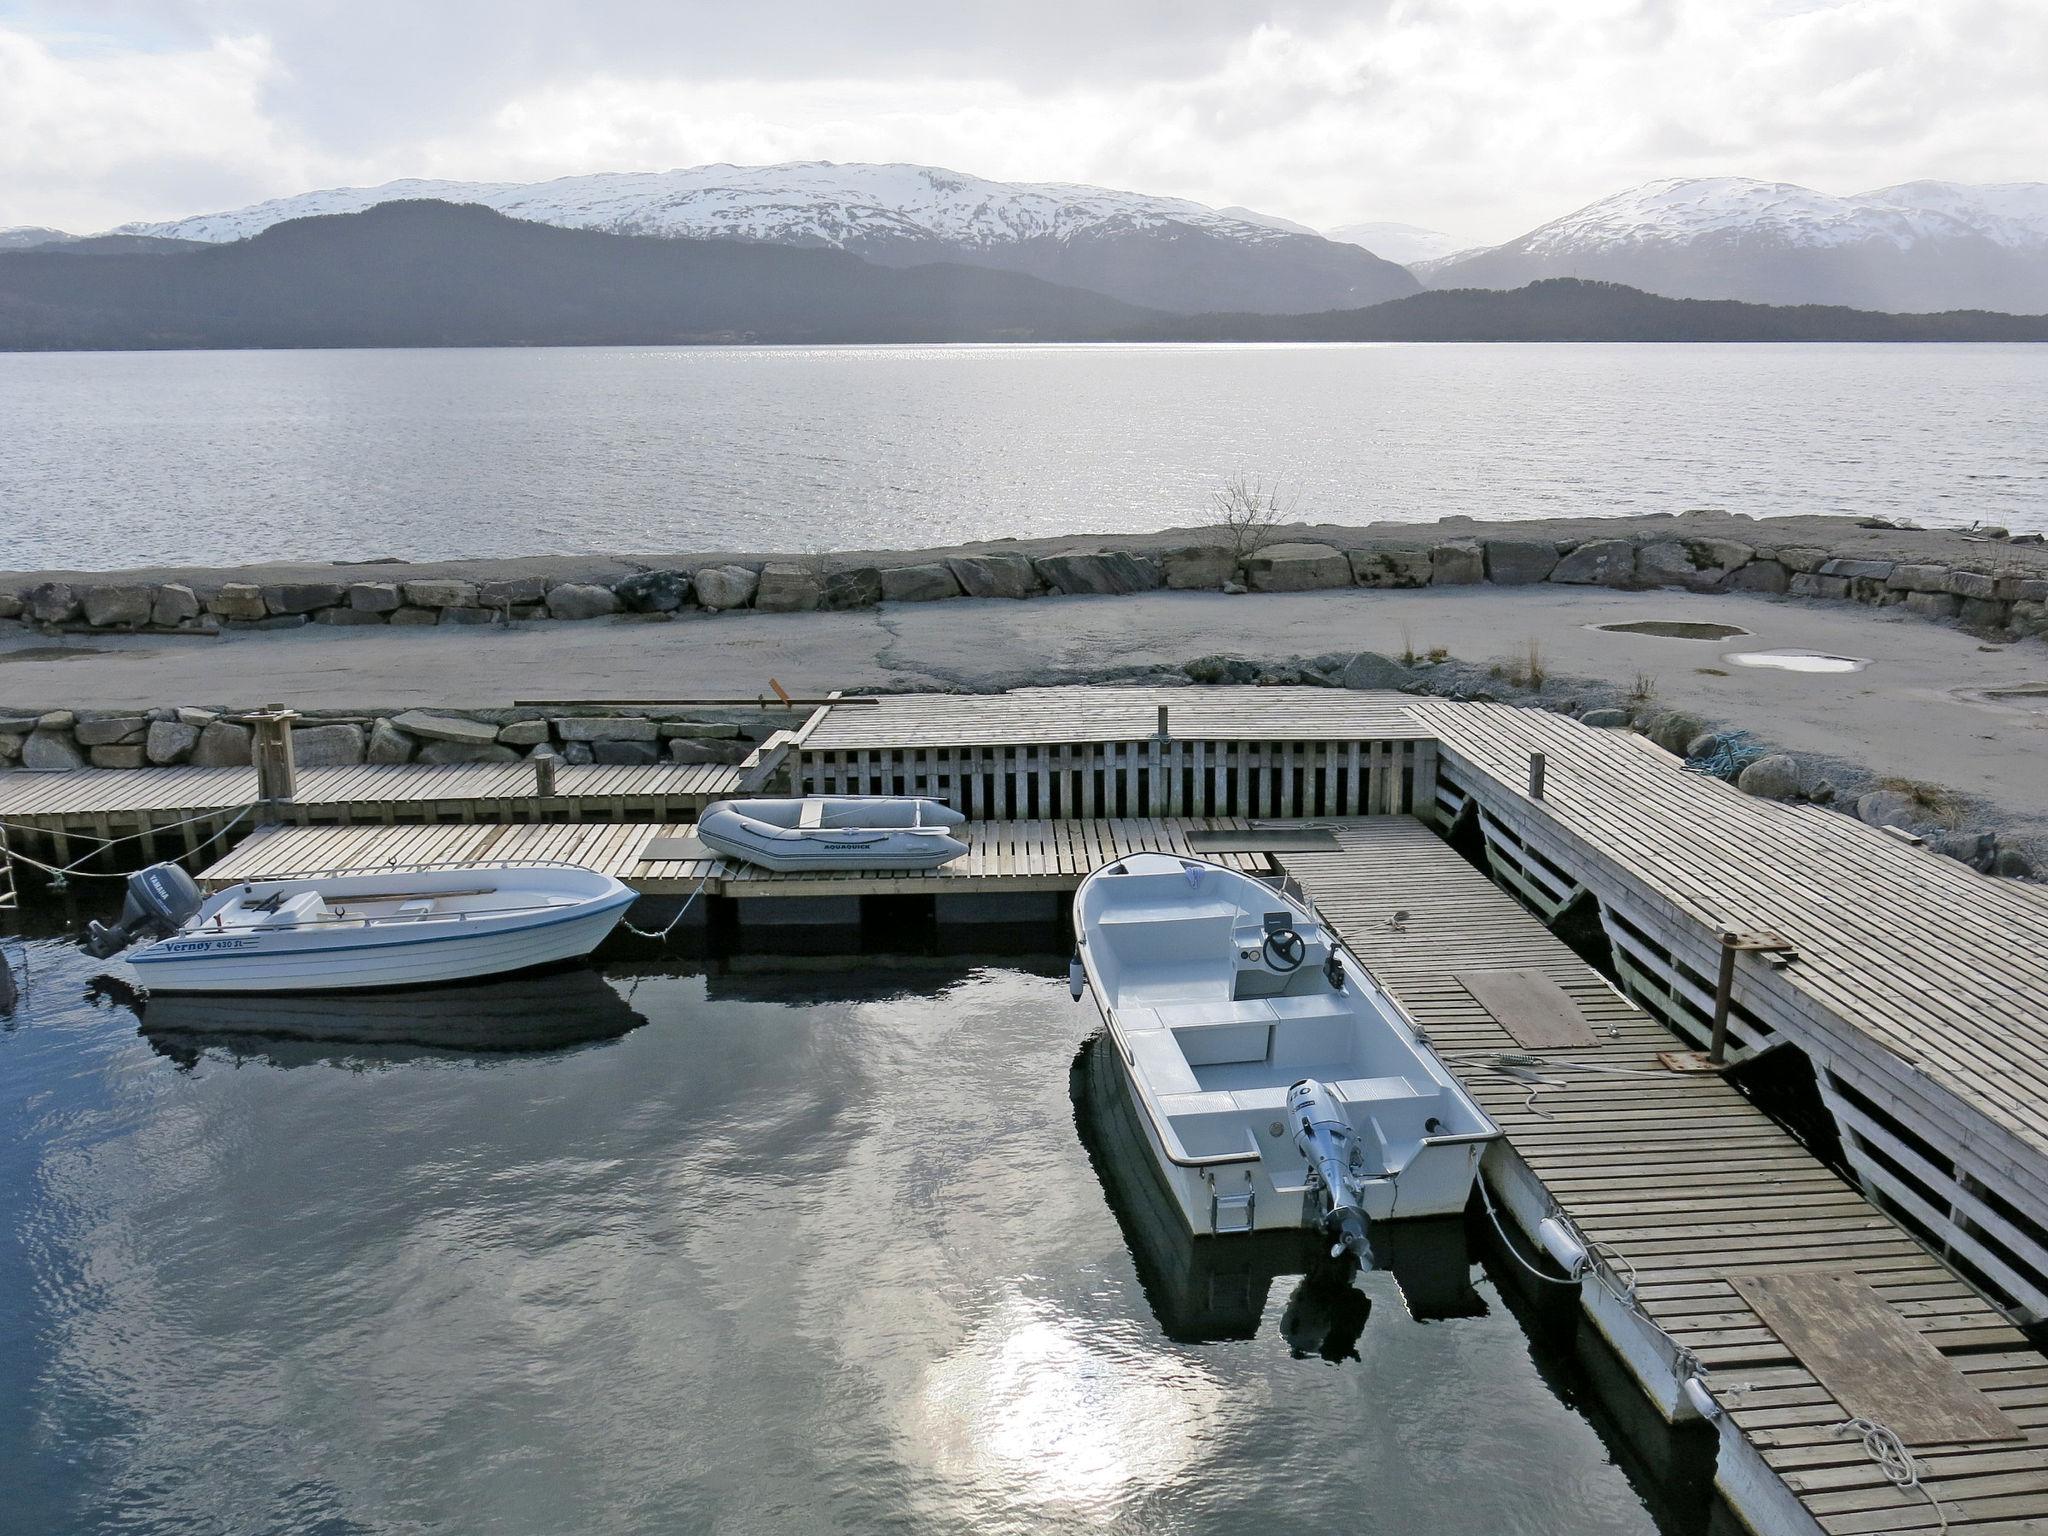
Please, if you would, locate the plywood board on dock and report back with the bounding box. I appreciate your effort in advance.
[200,816,1276,898]
[1275,818,2047,1534]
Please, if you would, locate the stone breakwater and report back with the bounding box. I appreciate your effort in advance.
[4,512,2046,643]
[0,705,779,774]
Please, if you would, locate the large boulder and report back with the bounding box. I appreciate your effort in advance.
[207,583,267,620]
[0,734,21,763]
[614,570,691,613]
[348,582,403,612]
[151,584,201,626]
[417,741,520,765]
[89,745,147,769]
[1947,570,1999,600]
[879,563,963,602]
[555,716,657,742]
[1729,560,1791,594]
[1242,543,1351,593]
[80,584,154,627]
[1483,539,1559,585]
[192,720,253,766]
[1034,551,1163,595]
[669,738,749,764]
[591,741,660,766]
[1347,547,1432,589]
[401,579,478,610]
[1550,540,1636,586]
[691,565,760,611]
[21,731,84,771]
[495,720,551,747]
[290,722,365,767]
[146,719,201,765]
[367,718,415,763]
[1639,539,1754,592]
[947,553,1042,599]
[1580,708,1630,728]
[1162,546,1236,591]
[1649,712,1705,754]
[478,576,547,606]
[1904,592,1961,620]
[0,593,22,621]
[545,583,621,620]
[262,581,346,615]
[1855,789,1918,829]
[74,716,147,747]
[1736,754,1803,800]
[317,608,389,627]
[1887,564,1950,593]
[1338,652,1416,691]
[754,564,823,612]
[389,710,499,746]
[1430,541,1484,585]
[25,582,79,624]
[819,568,884,611]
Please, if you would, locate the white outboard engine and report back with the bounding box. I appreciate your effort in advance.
[87,862,204,958]
[1289,1078,1372,1262]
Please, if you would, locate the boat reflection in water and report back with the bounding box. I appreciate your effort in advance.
[100,964,649,1068]
[1073,1033,1485,1357]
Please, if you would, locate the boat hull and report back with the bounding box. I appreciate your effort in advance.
[128,895,634,994]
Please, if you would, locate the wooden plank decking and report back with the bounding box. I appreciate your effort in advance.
[197,816,1277,897]
[1277,818,2048,1536]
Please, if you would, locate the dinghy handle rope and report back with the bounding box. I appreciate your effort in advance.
[1834,1417,1947,1535]
[620,870,714,942]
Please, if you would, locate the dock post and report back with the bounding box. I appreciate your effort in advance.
[1708,931,1739,1066]
[534,753,558,799]
[1157,704,1171,739]
[1527,751,1547,800]
[249,709,300,822]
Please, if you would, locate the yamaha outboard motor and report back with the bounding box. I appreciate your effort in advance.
[87,862,204,958]
[1288,1077,1372,1262]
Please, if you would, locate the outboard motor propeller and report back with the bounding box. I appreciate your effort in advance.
[87,862,205,959]
[1288,1077,1372,1262]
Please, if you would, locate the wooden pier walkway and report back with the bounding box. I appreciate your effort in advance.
[1278,818,2048,1536]
[0,759,743,861]
[197,816,1276,898]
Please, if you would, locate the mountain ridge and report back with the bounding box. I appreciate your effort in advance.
[113,160,1419,316]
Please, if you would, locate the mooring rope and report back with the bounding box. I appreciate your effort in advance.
[1834,1417,1947,1534]
[619,870,714,942]
[1,803,260,887]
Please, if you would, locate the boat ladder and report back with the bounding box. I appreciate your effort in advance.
[1206,1169,1258,1235]
[0,820,16,914]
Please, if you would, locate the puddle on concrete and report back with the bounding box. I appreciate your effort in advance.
[0,647,140,664]
[1724,650,1867,674]
[1958,682,2048,715]
[1591,621,1750,641]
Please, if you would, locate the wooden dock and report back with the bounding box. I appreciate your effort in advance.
[1278,819,2048,1536]
[0,759,743,864]
[197,815,1277,898]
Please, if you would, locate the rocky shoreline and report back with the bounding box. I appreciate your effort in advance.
[6,511,2047,643]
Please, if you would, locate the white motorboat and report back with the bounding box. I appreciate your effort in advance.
[696,796,968,872]
[89,860,637,994]
[1072,853,1498,1255]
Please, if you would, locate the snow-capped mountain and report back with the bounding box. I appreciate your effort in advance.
[117,162,1418,315]
[1325,221,1467,267]
[1417,177,2048,313]
[0,226,76,251]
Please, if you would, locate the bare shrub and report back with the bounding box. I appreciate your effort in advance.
[1214,472,1289,564]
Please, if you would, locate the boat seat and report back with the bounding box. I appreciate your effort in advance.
[1331,1075,1429,1104]
[1126,1031,1202,1096]
[258,891,331,927]
[799,801,824,829]
[1154,1091,1261,1158]
[1151,998,1279,1028]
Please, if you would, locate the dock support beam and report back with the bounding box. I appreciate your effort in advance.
[249,709,300,823]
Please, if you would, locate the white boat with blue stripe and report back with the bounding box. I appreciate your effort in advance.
[90,860,637,994]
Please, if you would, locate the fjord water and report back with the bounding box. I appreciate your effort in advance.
[1,912,1698,1536]
[5,342,2044,569]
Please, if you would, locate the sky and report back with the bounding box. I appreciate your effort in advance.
[2,0,2044,241]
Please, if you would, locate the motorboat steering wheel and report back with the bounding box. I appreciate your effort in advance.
[1264,928,1307,971]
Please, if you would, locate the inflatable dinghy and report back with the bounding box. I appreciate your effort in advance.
[697,797,969,873]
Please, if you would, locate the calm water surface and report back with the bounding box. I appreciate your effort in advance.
[4,343,2043,569]
[0,901,1705,1534]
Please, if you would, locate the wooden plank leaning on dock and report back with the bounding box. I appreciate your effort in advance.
[1276,818,2048,1536]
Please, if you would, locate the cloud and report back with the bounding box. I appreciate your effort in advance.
[3,1,2044,241]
